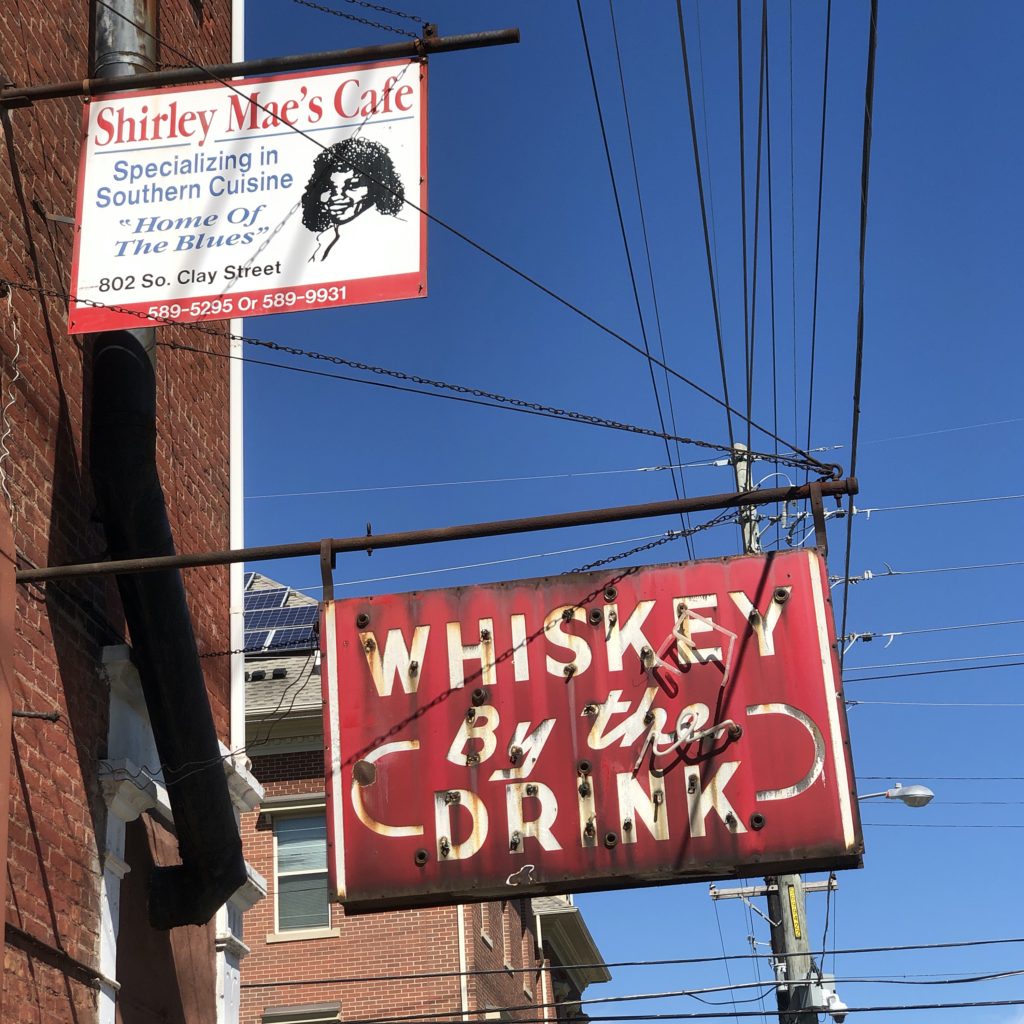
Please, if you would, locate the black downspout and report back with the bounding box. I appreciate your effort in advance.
[90,331,246,928]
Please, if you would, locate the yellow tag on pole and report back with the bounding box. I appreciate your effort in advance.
[788,884,803,939]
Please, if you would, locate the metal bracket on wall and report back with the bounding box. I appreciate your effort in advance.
[320,538,336,604]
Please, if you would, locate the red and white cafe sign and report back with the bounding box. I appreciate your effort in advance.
[321,549,862,913]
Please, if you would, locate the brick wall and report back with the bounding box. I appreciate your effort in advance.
[241,749,547,1024]
[0,3,235,1021]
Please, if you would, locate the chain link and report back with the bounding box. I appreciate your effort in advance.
[291,0,422,38]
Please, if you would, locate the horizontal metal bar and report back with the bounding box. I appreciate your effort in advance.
[16,478,857,585]
[709,878,839,900]
[0,28,520,106]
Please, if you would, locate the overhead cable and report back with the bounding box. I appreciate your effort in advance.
[92,0,824,466]
[608,0,697,558]
[576,0,692,551]
[674,0,736,450]
[837,0,879,673]
[803,0,832,468]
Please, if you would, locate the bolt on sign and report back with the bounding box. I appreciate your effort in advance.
[69,58,427,333]
[321,549,862,913]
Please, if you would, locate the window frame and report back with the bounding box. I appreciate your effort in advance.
[266,801,339,942]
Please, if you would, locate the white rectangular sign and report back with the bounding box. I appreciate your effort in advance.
[69,59,427,333]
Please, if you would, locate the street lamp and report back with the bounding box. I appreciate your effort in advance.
[858,782,934,808]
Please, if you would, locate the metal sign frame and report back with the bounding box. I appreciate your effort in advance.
[69,58,427,332]
[322,549,862,913]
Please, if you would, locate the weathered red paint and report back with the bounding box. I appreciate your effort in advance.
[322,549,862,913]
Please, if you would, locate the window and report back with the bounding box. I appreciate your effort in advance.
[263,1002,340,1024]
[274,813,330,932]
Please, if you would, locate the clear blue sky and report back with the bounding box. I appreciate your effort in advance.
[243,2,1024,1020]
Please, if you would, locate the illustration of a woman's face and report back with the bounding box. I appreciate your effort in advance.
[320,167,373,225]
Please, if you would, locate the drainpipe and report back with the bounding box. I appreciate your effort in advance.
[89,1,244,930]
[91,0,156,365]
[90,333,246,928]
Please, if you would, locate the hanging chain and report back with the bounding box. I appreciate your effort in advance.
[291,0,423,39]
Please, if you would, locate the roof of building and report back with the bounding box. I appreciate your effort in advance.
[244,574,321,719]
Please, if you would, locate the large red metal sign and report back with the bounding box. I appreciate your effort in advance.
[322,549,862,913]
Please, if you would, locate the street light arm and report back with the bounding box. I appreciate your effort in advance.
[858,783,934,807]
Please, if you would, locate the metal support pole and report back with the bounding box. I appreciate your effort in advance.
[16,477,858,584]
[732,444,816,1024]
[0,29,521,107]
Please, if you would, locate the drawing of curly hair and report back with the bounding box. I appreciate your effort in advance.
[300,137,405,232]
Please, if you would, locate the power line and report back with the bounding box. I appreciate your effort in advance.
[240,936,1024,989]
[843,617,1024,646]
[858,776,1024,781]
[831,558,1024,585]
[736,0,752,457]
[241,969,1024,1024]
[251,525,739,595]
[9,275,833,478]
[744,2,768,453]
[803,0,832,471]
[843,660,1024,684]
[229,1001,1024,1022]
[608,0,697,559]
[245,457,732,500]
[844,651,1024,673]
[862,823,1024,830]
[837,0,879,676]
[849,700,1024,709]
[763,0,781,549]
[855,494,1024,514]
[675,0,736,451]
[576,0,691,552]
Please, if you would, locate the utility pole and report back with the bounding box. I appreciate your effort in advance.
[732,443,815,1024]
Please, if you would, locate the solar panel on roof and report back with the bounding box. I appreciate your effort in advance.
[246,604,318,632]
[244,572,255,589]
[244,588,289,613]
[266,626,317,651]
[244,630,271,651]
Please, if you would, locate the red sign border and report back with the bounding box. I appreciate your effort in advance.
[321,550,863,913]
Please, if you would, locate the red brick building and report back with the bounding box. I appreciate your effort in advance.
[0,3,260,1022]
[240,575,609,1024]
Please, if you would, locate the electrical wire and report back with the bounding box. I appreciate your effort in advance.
[831,558,1024,584]
[89,0,824,467]
[237,964,1024,1024]
[843,660,1024,685]
[844,651,1024,673]
[849,700,1024,709]
[576,0,691,552]
[855,494,1024,514]
[736,0,752,456]
[843,617,1024,645]
[712,894,743,1024]
[5,275,835,479]
[608,0,697,559]
[675,0,736,451]
[836,0,879,675]
[238,934,1024,989]
[245,457,732,500]
[763,1,781,549]
[744,3,767,454]
[803,0,832,470]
